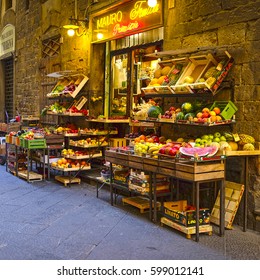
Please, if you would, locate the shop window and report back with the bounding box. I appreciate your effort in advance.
[5,0,12,11]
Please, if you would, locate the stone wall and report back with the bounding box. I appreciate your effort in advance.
[163,0,260,230]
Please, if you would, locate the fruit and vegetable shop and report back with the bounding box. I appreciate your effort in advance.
[0,0,259,239]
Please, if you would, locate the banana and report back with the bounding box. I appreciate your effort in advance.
[148,146,159,154]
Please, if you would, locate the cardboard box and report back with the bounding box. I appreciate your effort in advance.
[162,200,210,227]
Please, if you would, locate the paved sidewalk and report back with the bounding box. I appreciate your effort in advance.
[0,165,259,260]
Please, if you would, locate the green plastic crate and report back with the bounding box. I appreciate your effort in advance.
[23,139,47,149]
[210,101,238,120]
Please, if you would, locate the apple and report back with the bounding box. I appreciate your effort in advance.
[195,138,201,143]
[169,148,178,156]
[220,136,226,141]
[213,137,220,143]
[214,132,221,138]
[194,143,201,147]
[208,134,214,140]
[201,135,209,140]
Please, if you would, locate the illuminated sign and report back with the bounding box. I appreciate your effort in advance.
[92,0,163,43]
[0,24,15,59]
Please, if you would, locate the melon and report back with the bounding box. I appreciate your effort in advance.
[179,146,218,157]
[181,102,193,113]
[228,141,238,151]
[161,66,171,76]
[154,69,162,79]
[147,106,163,118]
[176,112,185,120]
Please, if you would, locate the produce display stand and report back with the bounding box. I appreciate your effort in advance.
[5,142,46,182]
[105,148,226,242]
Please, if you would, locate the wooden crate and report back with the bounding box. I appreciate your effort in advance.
[210,181,244,229]
[122,196,161,213]
[110,138,126,147]
[55,175,81,187]
[175,160,225,182]
[161,217,213,239]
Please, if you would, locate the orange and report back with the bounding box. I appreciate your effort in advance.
[139,135,146,141]
[202,107,210,113]
[62,158,67,164]
[213,107,221,115]
[196,112,203,118]
[210,115,217,122]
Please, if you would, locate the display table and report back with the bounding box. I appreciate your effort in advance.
[105,148,226,242]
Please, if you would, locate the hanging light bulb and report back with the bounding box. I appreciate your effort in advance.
[148,0,157,7]
[67,29,76,36]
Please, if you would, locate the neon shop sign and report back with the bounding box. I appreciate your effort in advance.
[92,0,163,42]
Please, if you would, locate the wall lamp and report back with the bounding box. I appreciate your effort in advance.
[148,0,158,7]
[63,17,89,37]
[63,0,99,37]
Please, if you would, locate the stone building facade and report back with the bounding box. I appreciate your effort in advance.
[0,0,259,230]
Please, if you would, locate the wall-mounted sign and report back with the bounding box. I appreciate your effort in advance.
[0,24,15,59]
[92,0,163,43]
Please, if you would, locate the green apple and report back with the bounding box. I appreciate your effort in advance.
[195,138,201,143]
[213,137,220,143]
[206,140,212,146]
[208,134,214,140]
[201,135,209,140]
[220,136,226,141]
[201,139,208,145]
[194,143,201,147]
[214,132,221,138]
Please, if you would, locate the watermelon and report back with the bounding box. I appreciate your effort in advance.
[176,112,185,120]
[184,112,195,120]
[179,146,218,157]
[147,106,163,118]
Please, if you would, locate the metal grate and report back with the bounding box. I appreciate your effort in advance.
[4,58,14,121]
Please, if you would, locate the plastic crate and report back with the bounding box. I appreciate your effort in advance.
[210,101,238,120]
[23,139,47,149]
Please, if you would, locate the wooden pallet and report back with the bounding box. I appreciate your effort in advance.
[55,175,81,187]
[161,217,213,239]
[122,196,161,213]
[210,181,244,229]
[18,170,43,182]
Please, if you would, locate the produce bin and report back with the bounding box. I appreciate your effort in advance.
[210,100,238,120]
[162,200,210,227]
[23,139,47,149]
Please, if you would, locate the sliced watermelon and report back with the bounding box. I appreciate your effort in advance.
[179,146,218,157]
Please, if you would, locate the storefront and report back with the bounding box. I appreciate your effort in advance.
[90,0,164,119]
